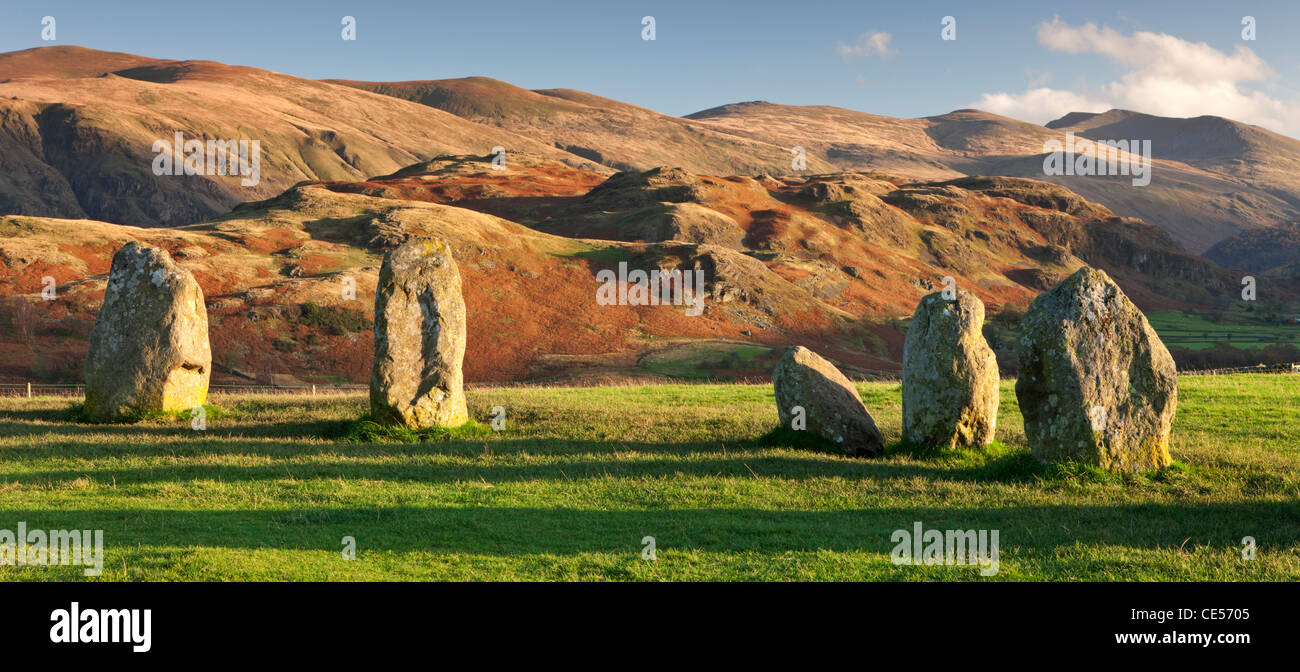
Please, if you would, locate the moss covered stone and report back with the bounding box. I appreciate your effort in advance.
[1014,267,1177,471]
[84,242,211,420]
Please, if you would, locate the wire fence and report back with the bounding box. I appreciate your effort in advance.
[2,362,1297,398]
[0,383,367,398]
[1177,362,1300,376]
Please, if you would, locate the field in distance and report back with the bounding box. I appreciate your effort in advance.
[1147,311,1300,351]
[0,375,1296,581]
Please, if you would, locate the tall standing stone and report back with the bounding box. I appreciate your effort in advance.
[902,290,999,449]
[84,242,211,419]
[773,346,885,457]
[370,237,469,428]
[1015,267,1177,471]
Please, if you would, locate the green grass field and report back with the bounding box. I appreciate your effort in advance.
[1147,311,1300,351]
[1,375,1297,581]
[639,341,774,378]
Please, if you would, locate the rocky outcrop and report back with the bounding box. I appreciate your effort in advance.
[616,202,745,248]
[582,166,707,210]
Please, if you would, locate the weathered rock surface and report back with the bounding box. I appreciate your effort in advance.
[582,166,707,211]
[84,242,210,419]
[1014,267,1178,471]
[370,236,469,428]
[619,202,745,248]
[773,346,884,457]
[902,290,999,449]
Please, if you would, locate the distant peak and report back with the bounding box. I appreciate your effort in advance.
[0,45,163,80]
[683,100,775,119]
[1047,109,1143,129]
[1045,111,1098,129]
[928,108,1011,121]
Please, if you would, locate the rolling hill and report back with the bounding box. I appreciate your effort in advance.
[1,45,1296,387]
[0,152,1256,386]
[686,103,1300,255]
[326,76,838,175]
[0,46,600,228]
[337,72,1300,258]
[7,46,1300,266]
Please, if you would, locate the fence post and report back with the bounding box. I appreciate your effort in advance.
[27,382,32,399]
[312,384,316,396]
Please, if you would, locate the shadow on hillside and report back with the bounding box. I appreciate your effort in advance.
[2,501,1294,555]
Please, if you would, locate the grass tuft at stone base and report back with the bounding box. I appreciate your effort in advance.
[756,426,845,455]
[63,402,226,425]
[339,417,492,443]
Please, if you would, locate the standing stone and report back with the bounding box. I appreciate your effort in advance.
[370,237,468,428]
[84,242,211,419]
[1014,267,1177,471]
[902,290,999,449]
[773,346,885,457]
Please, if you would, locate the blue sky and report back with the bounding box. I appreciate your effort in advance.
[7,1,1300,132]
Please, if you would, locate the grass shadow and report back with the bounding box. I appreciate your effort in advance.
[755,426,847,457]
[2,501,1294,558]
[62,402,226,425]
[334,417,494,443]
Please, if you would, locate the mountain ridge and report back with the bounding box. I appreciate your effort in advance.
[0,47,604,228]
[7,46,1300,264]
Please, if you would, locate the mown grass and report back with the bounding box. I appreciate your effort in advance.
[0,375,1296,581]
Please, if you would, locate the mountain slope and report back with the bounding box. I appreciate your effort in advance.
[0,46,598,228]
[686,103,1300,255]
[4,46,1298,270]
[2,153,1259,386]
[1203,222,1300,277]
[1045,109,1300,247]
[341,74,1300,258]
[326,77,837,175]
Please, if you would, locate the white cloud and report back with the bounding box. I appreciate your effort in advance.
[976,87,1111,124]
[837,32,896,60]
[974,18,1300,134]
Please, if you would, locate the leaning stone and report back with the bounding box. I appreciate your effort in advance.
[773,346,885,457]
[84,242,211,419]
[370,237,469,428]
[902,290,999,449]
[1014,267,1177,471]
